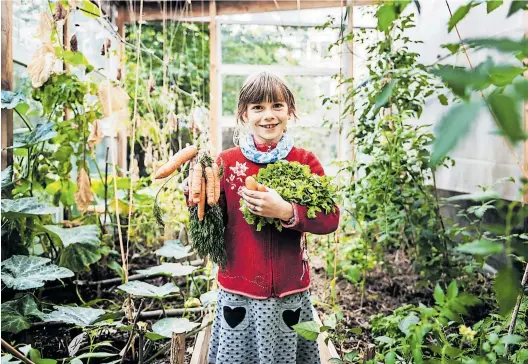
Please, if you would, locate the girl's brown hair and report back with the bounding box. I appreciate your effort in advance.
[236,71,297,124]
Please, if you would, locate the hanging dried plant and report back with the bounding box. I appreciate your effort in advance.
[70,34,78,52]
[75,168,93,213]
[148,75,156,93]
[53,2,68,21]
[144,142,153,169]
[131,158,140,182]
[27,42,57,88]
[88,119,103,149]
[68,0,78,10]
[98,80,130,117]
[101,38,111,55]
[36,12,54,43]
[117,67,122,81]
[167,111,178,131]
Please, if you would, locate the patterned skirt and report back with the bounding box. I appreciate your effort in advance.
[208,289,321,364]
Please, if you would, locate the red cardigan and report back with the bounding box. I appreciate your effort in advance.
[213,143,340,299]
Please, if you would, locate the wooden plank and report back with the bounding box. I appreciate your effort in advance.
[1,0,13,170]
[312,306,340,363]
[170,332,185,364]
[125,0,378,22]
[209,0,220,154]
[189,313,213,364]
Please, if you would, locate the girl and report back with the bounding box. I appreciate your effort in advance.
[196,72,340,364]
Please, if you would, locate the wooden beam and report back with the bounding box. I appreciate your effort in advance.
[1,0,13,170]
[209,0,220,154]
[123,0,378,22]
[522,11,528,204]
[117,13,128,176]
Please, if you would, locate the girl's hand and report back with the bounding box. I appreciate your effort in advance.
[240,187,294,221]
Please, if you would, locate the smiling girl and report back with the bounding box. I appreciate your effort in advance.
[206,71,340,364]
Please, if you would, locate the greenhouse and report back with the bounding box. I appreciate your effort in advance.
[1,0,527,363]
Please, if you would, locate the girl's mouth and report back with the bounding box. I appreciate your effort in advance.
[260,123,279,130]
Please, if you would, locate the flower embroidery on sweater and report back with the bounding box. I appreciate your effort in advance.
[227,161,248,191]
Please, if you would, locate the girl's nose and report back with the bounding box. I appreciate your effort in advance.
[263,107,275,120]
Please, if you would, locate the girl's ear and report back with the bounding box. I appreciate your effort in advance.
[242,111,248,122]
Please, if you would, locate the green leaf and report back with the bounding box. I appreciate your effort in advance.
[145,332,166,341]
[448,2,473,32]
[1,198,57,218]
[486,0,503,13]
[155,240,193,260]
[2,166,13,189]
[1,90,26,109]
[10,123,57,149]
[447,281,459,300]
[398,313,420,335]
[292,321,320,341]
[1,255,74,290]
[79,0,102,18]
[513,79,528,100]
[377,5,397,32]
[385,352,397,364]
[63,50,90,67]
[135,263,198,277]
[455,239,504,255]
[1,295,43,334]
[374,336,396,345]
[438,94,448,106]
[152,317,200,338]
[488,65,523,86]
[446,191,499,201]
[74,352,117,360]
[489,92,526,143]
[434,284,445,305]
[374,80,397,113]
[28,349,56,364]
[344,351,358,361]
[494,266,521,316]
[117,281,180,298]
[328,359,344,364]
[431,102,480,166]
[200,290,218,307]
[499,334,524,345]
[507,1,528,17]
[463,37,528,57]
[59,243,102,272]
[2,354,22,363]
[43,305,105,326]
[42,225,100,248]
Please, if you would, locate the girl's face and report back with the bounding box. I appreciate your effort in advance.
[243,101,290,145]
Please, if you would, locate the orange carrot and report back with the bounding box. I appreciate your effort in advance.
[198,177,206,221]
[192,163,203,204]
[212,163,220,204]
[188,162,195,207]
[245,176,257,191]
[154,145,198,179]
[205,166,215,206]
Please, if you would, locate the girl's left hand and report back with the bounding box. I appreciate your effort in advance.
[240,187,293,221]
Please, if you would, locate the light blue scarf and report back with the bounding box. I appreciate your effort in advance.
[239,133,294,164]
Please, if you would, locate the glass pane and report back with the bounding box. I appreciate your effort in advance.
[221,24,340,67]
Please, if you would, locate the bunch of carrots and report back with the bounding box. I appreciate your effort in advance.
[153,144,221,221]
[153,145,226,267]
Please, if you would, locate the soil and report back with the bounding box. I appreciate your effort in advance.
[309,250,432,355]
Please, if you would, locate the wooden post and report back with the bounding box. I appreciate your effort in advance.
[347,1,355,166]
[1,0,13,170]
[522,11,528,204]
[209,0,220,155]
[170,333,185,364]
[117,11,128,176]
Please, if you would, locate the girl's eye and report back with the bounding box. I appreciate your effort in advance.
[274,104,283,108]
[252,105,262,110]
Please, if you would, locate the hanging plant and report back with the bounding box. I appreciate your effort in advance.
[74,167,93,213]
[27,42,57,88]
